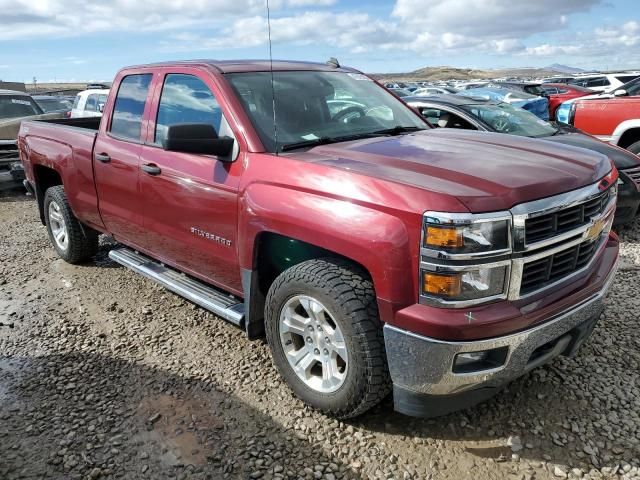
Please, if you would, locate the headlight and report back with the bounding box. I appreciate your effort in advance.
[420,211,512,307]
[423,212,511,256]
[421,264,509,303]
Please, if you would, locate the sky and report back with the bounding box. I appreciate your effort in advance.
[0,0,638,83]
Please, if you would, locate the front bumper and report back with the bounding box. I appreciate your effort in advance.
[384,252,619,417]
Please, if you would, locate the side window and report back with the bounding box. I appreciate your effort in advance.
[626,80,640,96]
[72,95,80,109]
[110,74,153,141]
[587,77,608,88]
[155,74,223,146]
[615,75,639,84]
[85,94,97,112]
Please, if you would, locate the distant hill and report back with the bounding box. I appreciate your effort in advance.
[373,65,562,82]
[545,63,585,74]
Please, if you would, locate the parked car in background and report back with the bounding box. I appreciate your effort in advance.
[541,76,575,84]
[388,87,412,97]
[412,86,459,96]
[33,95,74,114]
[19,59,619,419]
[406,94,640,224]
[0,90,63,182]
[459,87,549,120]
[70,89,109,118]
[560,77,640,157]
[540,84,593,119]
[569,72,640,93]
[455,81,488,90]
[492,81,547,97]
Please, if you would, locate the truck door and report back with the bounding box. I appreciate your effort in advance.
[93,73,154,250]
[138,71,244,295]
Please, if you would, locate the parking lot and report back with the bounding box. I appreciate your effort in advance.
[1,178,639,480]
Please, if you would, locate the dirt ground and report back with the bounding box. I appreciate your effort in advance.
[1,181,639,480]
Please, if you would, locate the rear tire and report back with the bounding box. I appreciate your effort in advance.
[44,186,99,264]
[627,140,640,156]
[265,258,391,418]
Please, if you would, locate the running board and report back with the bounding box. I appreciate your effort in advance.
[108,248,245,327]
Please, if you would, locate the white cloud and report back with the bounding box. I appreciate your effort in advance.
[391,0,600,37]
[162,11,405,52]
[1,0,638,70]
[0,0,334,40]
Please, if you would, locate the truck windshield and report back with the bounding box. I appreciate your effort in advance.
[461,102,557,137]
[0,95,43,120]
[226,71,428,152]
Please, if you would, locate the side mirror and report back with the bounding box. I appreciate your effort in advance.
[162,123,235,159]
[614,89,628,97]
[98,103,105,113]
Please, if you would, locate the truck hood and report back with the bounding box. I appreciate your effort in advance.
[0,112,64,140]
[307,129,611,212]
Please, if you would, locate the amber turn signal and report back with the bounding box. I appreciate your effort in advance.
[425,226,463,248]
[422,272,462,297]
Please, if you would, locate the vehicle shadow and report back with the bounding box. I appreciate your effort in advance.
[0,351,362,480]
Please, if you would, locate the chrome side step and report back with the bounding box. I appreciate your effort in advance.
[108,248,244,326]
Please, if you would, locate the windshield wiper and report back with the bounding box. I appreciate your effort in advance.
[280,132,387,152]
[370,125,426,136]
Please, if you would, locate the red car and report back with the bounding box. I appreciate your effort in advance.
[541,83,592,119]
[18,60,619,419]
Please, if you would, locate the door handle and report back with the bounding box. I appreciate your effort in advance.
[141,163,162,176]
[95,153,111,163]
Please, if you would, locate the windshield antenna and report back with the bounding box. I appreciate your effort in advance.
[266,0,278,155]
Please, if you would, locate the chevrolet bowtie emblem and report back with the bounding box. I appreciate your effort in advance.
[584,217,606,242]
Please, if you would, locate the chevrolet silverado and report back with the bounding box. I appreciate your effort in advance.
[19,60,619,418]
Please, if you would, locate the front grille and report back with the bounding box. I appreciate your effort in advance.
[524,188,610,244]
[0,142,19,165]
[622,166,640,188]
[520,239,599,295]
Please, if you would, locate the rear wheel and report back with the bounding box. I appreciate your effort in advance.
[44,186,99,263]
[627,140,640,156]
[265,258,391,418]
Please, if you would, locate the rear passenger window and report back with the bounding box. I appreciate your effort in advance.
[110,74,152,141]
[85,94,97,112]
[155,74,223,146]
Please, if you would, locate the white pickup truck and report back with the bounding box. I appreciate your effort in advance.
[70,89,110,118]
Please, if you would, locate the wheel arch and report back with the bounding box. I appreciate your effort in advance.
[238,185,417,338]
[612,121,640,149]
[33,164,63,224]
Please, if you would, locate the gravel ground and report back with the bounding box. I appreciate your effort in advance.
[1,182,639,480]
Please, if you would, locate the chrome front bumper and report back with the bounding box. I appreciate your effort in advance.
[384,256,618,415]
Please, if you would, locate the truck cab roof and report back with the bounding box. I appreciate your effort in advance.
[122,59,360,74]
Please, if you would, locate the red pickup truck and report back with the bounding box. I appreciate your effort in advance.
[19,60,619,419]
[567,77,640,155]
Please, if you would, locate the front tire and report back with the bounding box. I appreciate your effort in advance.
[265,258,391,418]
[44,186,99,264]
[627,140,640,156]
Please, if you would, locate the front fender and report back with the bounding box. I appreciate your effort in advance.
[238,183,419,313]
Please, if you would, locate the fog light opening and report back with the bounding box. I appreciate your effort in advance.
[453,347,508,374]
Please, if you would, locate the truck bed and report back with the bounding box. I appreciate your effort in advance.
[30,116,102,131]
[19,116,104,230]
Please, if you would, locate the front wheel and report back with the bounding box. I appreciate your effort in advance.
[265,258,391,418]
[44,186,99,264]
